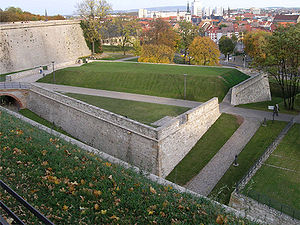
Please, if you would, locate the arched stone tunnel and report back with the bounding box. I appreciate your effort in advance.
[0,90,28,111]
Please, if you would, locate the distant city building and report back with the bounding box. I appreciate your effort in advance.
[185,2,192,22]
[192,0,202,17]
[250,8,261,15]
[138,9,148,18]
[214,7,223,16]
[273,14,300,23]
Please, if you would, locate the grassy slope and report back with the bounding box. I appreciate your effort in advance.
[38,62,249,102]
[166,114,240,186]
[65,93,189,126]
[244,124,300,218]
[0,110,256,225]
[210,121,287,205]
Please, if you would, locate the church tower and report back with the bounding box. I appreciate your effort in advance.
[185,2,192,22]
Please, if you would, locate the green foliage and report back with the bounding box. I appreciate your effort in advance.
[218,36,235,60]
[64,93,189,126]
[243,30,271,65]
[80,20,102,54]
[139,44,175,64]
[0,110,257,224]
[210,121,287,204]
[37,62,249,102]
[177,21,201,64]
[263,24,300,110]
[167,114,240,185]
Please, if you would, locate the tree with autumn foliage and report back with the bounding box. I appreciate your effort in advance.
[243,30,271,66]
[139,18,179,63]
[139,44,175,64]
[189,37,220,66]
[142,18,179,49]
[177,21,202,64]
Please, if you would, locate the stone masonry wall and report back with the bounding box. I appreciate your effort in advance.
[231,74,271,106]
[230,191,300,225]
[27,84,159,175]
[158,98,220,177]
[0,20,90,74]
[26,84,220,177]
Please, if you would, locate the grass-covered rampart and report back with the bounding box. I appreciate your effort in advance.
[0,109,257,224]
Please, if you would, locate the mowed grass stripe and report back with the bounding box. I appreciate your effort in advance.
[209,120,287,205]
[244,124,300,214]
[64,93,189,126]
[166,114,240,186]
[38,62,249,102]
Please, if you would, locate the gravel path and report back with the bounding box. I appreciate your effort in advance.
[185,118,261,196]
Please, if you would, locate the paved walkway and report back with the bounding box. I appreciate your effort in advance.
[33,83,299,123]
[34,83,202,108]
[115,56,138,62]
[185,118,261,196]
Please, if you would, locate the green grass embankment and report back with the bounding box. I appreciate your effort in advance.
[64,93,189,126]
[0,110,257,224]
[38,62,249,102]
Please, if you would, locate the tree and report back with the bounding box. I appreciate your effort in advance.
[189,37,220,66]
[263,24,300,110]
[112,16,140,55]
[139,44,175,64]
[81,19,102,54]
[178,21,200,64]
[77,0,111,54]
[218,36,235,61]
[142,18,179,50]
[243,30,271,66]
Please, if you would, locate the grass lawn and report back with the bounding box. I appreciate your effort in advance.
[243,124,300,219]
[64,93,189,126]
[38,62,249,102]
[209,121,287,205]
[19,109,73,138]
[100,53,134,61]
[0,110,257,224]
[166,114,240,186]
[238,95,300,115]
[102,45,133,53]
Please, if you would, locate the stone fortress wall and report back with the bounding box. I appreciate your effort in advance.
[27,84,220,177]
[0,20,90,74]
[231,73,272,106]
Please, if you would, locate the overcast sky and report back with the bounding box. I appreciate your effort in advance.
[1,0,299,15]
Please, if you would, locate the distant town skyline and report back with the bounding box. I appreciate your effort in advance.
[1,0,299,16]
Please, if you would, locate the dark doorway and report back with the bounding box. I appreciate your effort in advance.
[0,95,21,111]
